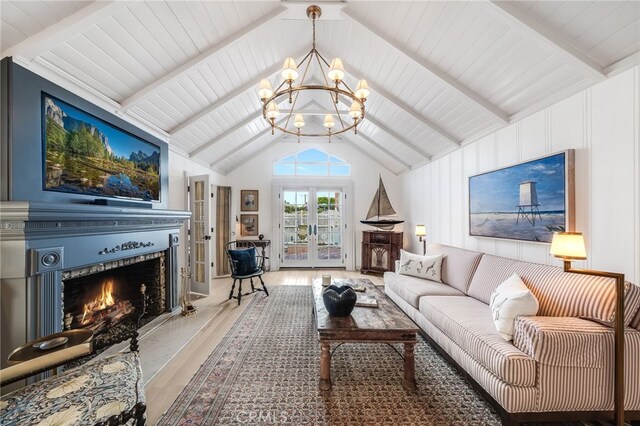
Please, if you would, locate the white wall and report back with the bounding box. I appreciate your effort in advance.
[403,66,640,284]
[226,140,404,270]
[168,148,227,275]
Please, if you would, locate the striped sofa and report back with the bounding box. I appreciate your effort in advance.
[384,243,640,425]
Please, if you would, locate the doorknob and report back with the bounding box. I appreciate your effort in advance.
[204,235,211,240]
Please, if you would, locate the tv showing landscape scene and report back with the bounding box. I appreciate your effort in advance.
[468,151,574,243]
[42,93,160,202]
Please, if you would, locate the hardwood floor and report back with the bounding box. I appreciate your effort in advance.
[144,269,383,424]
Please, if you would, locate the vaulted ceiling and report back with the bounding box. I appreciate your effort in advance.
[2,1,639,175]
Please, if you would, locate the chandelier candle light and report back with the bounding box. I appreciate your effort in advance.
[258,5,369,143]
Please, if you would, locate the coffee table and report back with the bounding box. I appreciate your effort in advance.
[312,277,419,391]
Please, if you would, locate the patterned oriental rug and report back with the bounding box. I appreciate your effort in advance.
[157,286,501,425]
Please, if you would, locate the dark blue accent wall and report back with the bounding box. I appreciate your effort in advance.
[0,58,169,208]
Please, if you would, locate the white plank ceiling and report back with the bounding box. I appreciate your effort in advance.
[2,1,639,174]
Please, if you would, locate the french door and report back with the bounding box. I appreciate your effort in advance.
[280,187,345,268]
[188,175,212,295]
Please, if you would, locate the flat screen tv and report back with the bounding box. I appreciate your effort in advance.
[42,93,161,202]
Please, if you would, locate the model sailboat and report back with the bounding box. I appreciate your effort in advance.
[360,176,404,230]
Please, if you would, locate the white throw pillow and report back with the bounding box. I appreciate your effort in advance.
[398,250,443,283]
[489,273,539,341]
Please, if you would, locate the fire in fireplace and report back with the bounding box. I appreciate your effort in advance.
[61,252,166,350]
[76,279,135,332]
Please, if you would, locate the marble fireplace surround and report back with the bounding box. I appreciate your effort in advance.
[0,201,190,369]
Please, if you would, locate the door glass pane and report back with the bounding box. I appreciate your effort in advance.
[283,190,309,261]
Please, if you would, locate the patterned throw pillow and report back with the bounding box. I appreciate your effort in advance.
[398,250,444,283]
[489,273,539,341]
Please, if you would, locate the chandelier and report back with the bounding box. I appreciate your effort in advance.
[258,5,370,142]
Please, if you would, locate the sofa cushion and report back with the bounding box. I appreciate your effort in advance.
[467,254,640,325]
[398,250,443,282]
[419,296,537,386]
[384,272,464,309]
[428,243,483,293]
[512,316,609,367]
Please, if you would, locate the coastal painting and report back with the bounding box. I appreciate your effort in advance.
[42,93,161,201]
[469,151,574,243]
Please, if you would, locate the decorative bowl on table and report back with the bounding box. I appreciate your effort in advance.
[322,285,357,317]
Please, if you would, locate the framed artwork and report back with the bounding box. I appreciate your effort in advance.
[240,214,259,237]
[240,189,259,211]
[468,150,574,243]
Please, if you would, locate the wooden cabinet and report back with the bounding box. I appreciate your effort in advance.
[360,231,403,274]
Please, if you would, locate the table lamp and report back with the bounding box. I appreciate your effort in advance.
[550,232,625,426]
[415,225,426,255]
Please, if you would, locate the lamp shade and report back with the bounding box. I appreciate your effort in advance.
[293,113,305,128]
[281,57,299,81]
[355,79,370,100]
[550,232,587,260]
[328,58,345,82]
[258,79,273,100]
[415,224,426,237]
[348,101,362,119]
[323,114,335,129]
[266,101,280,120]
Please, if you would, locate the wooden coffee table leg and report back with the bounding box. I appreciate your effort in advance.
[403,341,417,391]
[319,341,332,391]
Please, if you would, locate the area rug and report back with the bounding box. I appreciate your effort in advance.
[157,286,501,425]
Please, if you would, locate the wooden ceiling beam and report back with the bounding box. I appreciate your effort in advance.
[211,129,284,168]
[189,110,262,158]
[1,1,129,60]
[337,98,431,161]
[121,6,288,111]
[342,8,510,126]
[170,48,307,136]
[347,131,413,171]
[338,60,461,148]
[481,1,607,82]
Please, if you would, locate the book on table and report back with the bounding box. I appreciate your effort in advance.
[355,293,378,308]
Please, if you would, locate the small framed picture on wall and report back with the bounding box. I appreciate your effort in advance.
[241,190,259,211]
[240,214,259,237]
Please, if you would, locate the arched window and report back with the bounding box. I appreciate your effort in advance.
[273,148,351,176]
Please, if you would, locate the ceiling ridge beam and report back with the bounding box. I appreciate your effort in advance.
[211,129,284,167]
[189,110,262,157]
[121,6,287,111]
[481,1,607,82]
[338,60,460,148]
[342,8,509,126]
[169,48,307,136]
[1,1,130,60]
[337,98,431,161]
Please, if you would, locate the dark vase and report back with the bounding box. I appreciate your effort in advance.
[258,234,264,240]
[322,285,357,317]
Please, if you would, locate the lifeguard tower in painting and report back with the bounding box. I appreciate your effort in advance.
[516,181,543,226]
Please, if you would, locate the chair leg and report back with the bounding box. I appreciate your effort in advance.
[229,279,236,300]
[258,275,269,296]
[237,279,243,306]
[250,278,255,293]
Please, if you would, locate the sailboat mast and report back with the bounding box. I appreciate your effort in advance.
[377,175,382,219]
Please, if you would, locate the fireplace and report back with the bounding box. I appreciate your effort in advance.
[0,201,191,373]
[61,253,166,349]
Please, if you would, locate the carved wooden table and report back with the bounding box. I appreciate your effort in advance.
[311,278,419,391]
